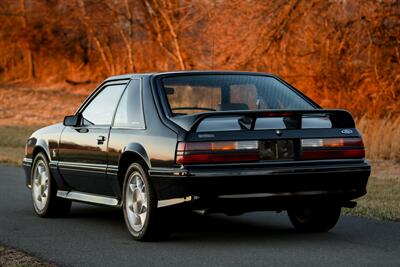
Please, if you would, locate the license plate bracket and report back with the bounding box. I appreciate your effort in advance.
[259,140,295,160]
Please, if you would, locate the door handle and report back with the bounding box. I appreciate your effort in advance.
[77,128,89,133]
[97,135,106,145]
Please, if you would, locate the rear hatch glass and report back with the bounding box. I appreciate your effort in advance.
[160,74,315,117]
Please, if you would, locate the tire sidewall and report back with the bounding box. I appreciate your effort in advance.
[122,163,155,240]
[288,205,341,232]
[31,152,52,217]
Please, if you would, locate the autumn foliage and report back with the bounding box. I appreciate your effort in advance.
[0,0,399,118]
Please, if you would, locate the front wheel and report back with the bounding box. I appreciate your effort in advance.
[287,205,341,232]
[31,152,71,217]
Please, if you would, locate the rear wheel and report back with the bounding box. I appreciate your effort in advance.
[122,163,169,241]
[31,152,71,217]
[287,204,341,232]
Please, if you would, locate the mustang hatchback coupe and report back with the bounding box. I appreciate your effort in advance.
[23,71,370,240]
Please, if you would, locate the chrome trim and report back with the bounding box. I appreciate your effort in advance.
[57,190,119,206]
[149,161,369,178]
[106,165,119,175]
[217,190,356,199]
[187,164,370,178]
[186,158,366,167]
[341,129,353,134]
[57,191,68,198]
[58,162,107,173]
[149,167,190,177]
[22,158,33,166]
[49,161,59,168]
[157,196,195,208]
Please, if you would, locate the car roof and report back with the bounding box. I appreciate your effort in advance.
[104,70,277,82]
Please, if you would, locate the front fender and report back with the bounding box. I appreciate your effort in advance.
[23,138,53,189]
[33,138,51,160]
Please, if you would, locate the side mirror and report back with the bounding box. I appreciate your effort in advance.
[63,114,81,127]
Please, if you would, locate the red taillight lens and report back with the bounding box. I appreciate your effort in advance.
[301,137,365,160]
[176,141,259,164]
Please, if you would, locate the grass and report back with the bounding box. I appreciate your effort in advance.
[357,116,400,162]
[0,126,41,165]
[0,245,55,267]
[344,173,400,221]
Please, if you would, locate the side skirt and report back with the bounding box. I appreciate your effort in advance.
[57,190,119,207]
[157,196,196,208]
[56,190,194,208]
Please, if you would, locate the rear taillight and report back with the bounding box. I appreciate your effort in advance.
[176,141,259,164]
[301,137,365,160]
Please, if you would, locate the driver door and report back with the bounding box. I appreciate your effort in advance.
[58,82,127,196]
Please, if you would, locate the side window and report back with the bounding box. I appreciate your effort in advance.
[81,84,126,126]
[113,79,145,128]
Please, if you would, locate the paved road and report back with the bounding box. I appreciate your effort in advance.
[0,164,399,267]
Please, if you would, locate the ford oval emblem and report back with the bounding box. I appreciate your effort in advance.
[341,129,353,134]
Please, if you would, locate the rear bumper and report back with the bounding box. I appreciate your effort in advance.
[149,159,370,206]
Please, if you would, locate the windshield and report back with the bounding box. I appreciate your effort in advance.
[160,74,315,116]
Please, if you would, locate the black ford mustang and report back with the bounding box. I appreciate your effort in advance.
[23,71,370,240]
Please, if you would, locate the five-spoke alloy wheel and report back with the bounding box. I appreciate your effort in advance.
[32,158,50,212]
[31,152,71,217]
[123,163,167,241]
[125,171,148,232]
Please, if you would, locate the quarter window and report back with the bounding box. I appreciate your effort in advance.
[113,79,145,128]
[81,84,126,126]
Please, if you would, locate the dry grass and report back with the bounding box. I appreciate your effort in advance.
[0,245,56,267]
[356,116,400,162]
[0,85,88,126]
[0,126,41,165]
[0,147,25,165]
[344,160,400,221]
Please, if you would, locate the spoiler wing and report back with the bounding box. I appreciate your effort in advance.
[169,109,355,132]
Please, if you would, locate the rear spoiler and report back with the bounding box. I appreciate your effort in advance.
[169,109,355,132]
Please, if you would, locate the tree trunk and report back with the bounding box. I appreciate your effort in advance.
[19,0,35,80]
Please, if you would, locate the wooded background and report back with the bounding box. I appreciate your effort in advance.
[0,0,399,118]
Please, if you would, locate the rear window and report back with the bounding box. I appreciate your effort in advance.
[160,75,315,116]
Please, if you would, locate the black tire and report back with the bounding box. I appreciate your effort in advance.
[122,163,170,241]
[287,204,341,232]
[31,152,71,217]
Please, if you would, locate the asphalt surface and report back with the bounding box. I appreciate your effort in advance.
[0,164,399,267]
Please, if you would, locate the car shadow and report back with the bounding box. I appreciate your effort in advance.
[170,211,337,243]
[65,203,339,243]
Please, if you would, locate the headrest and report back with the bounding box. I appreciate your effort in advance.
[217,103,249,111]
